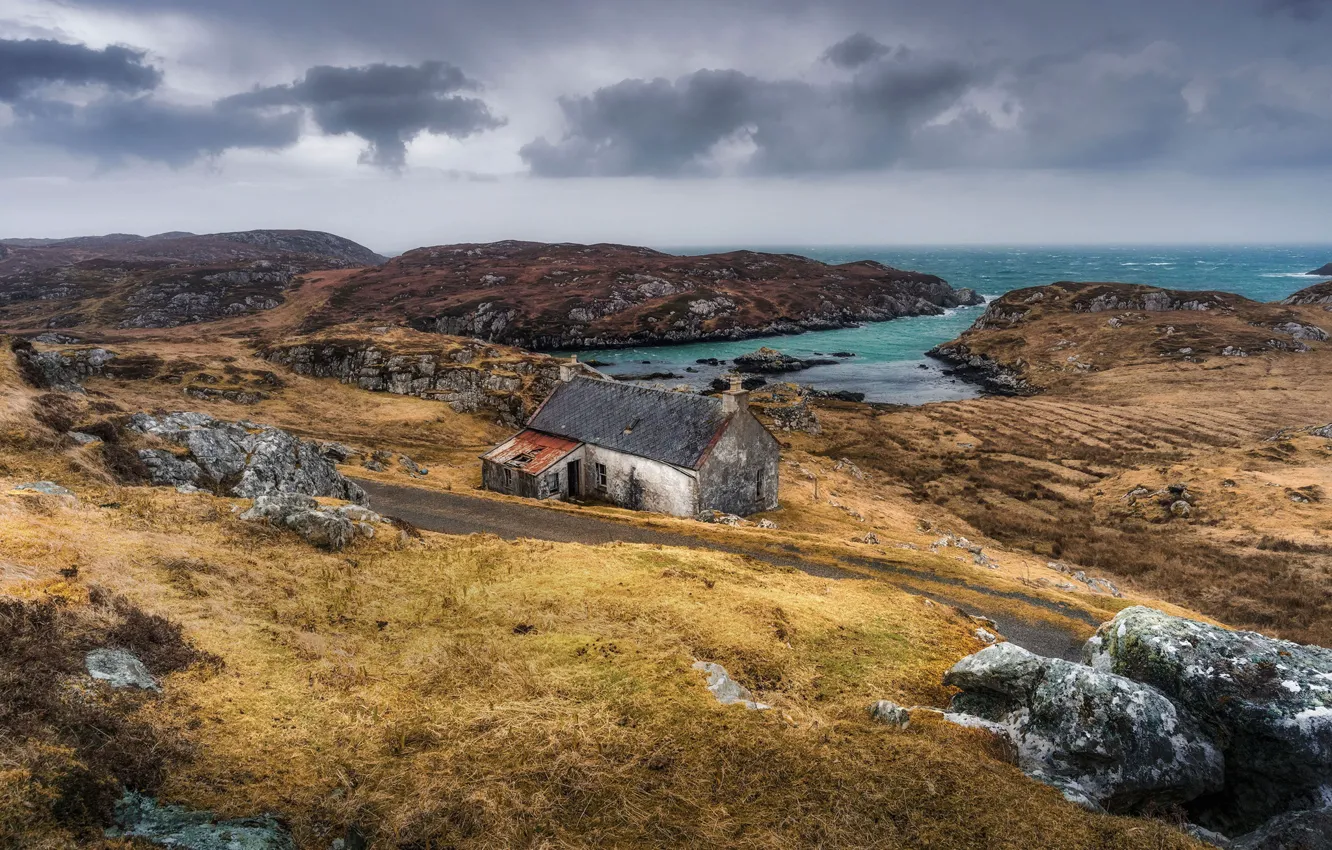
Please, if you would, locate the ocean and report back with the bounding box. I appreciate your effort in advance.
[568,245,1332,405]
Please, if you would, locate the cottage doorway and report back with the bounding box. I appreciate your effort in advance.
[566,460,581,498]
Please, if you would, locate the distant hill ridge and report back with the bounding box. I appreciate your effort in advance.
[0,229,386,270]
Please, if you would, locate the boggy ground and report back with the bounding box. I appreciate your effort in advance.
[0,343,1203,849]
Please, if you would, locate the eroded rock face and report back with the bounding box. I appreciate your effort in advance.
[12,340,116,392]
[129,412,365,503]
[1085,606,1332,834]
[1232,807,1332,850]
[944,642,1224,812]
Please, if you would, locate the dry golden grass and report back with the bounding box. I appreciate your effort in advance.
[0,484,1202,849]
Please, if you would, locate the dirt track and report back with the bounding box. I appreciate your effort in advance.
[358,479,1092,660]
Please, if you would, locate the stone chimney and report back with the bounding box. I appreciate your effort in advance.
[559,354,580,382]
[721,375,749,416]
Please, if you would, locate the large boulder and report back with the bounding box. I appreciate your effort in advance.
[944,642,1224,812]
[128,412,365,503]
[1085,606,1332,834]
[109,791,293,850]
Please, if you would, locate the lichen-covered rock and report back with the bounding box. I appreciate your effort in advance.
[692,661,770,710]
[241,493,382,551]
[109,791,294,849]
[85,648,158,690]
[1085,606,1332,833]
[11,480,75,498]
[868,699,910,728]
[1231,807,1332,850]
[138,448,204,488]
[11,341,117,392]
[944,642,1224,812]
[128,412,364,503]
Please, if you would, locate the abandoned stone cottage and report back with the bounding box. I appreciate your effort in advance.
[481,369,780,517]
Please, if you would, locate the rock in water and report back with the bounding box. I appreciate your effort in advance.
[109,791,293,850]
[128,412,365,503]
[944,642,1223,812]
[1085,606,1332,834]
[85,648,158,690]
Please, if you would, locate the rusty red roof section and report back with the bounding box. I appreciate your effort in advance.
[481,429,580,474]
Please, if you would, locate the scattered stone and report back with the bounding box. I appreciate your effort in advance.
[868,699,911,728]
[85,648,158,691]
[1085,606,1332,834]
[11,480,75,498]
[68,430,100,445]
[833,457,866,480]
[692,661,770,710]
[319,442,356,463]
[1170,499,1192,518]
[973,627,997,644]
[1274,321,1329,342]
[859,532,880,545]
[398,454,429,477]
[108,791,294,850]
[756,518,778,529]
[944,642,1224,813]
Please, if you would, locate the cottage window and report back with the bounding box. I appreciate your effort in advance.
[548,471,560,491]
[595,462,608,490]
[512,451,538,468]
[756,473,764,500]
[503,467,513,490]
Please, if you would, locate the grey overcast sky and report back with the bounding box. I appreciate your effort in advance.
[0,0,1329,251]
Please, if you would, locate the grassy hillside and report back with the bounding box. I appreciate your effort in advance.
[0,341,1201,849]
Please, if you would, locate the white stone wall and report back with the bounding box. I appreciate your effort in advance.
[581,445,699,517]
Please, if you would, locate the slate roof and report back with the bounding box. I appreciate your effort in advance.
[528,378,730,469]
[481,430,579,474]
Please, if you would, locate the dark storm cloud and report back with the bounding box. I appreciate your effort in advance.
[13,96,301,166]
[821,33,893,69]
[521,51,977,177]
[223,62,505,169]
[0,38,161,101]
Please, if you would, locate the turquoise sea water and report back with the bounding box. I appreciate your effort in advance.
[570,245,1332,405]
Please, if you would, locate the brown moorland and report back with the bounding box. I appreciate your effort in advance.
[302,240,984,349]
[0,339,1204,850]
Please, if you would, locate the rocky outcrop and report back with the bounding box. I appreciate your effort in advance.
[128,412,365,503]
[732,346,840,373]
[1231,807,1332,850]
[260,332,589,427]
[240,493,385,550]
[944,642,1224,812]
[116,261,300,329]
[1085,606,1332,834]
[304,241,984,349]
[1283,280,1332,306]
[926,341,1037,396]
[10,338,116,391]
[945,607,1332,844]
[1305,264,1332,277]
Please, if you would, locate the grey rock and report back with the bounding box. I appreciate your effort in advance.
[138,448,204,488]
[109,791,293,850]
[85,648,158,690]
[1186,823,1233,848]
[1171,499,1192,518]
[1085,606,1332,833]
[68,430,100,445]
[13,345,117,392]
[868,699,911,728]
[283,509,355,551]
[1231,807,1332,850]
[974,627,997,644]
[1274,322,1329,342]
[334,504,384,524]
[944,642,1224,812]
[692,661,770,710]
[128,412,365,503]
[11,480,75,497]
[239,492,319,521]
